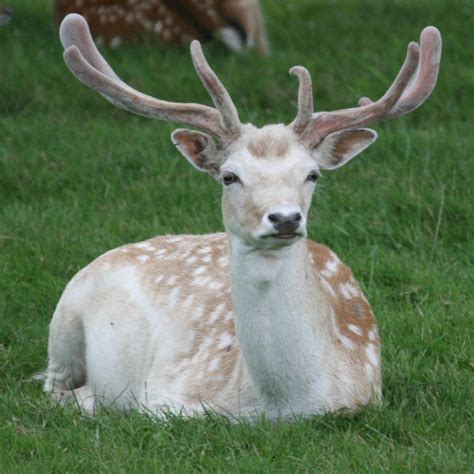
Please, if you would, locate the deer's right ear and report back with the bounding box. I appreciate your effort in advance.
[171,129,222,177]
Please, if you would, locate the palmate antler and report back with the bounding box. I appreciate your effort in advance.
[59,14,241,142]
[290,27,442,146]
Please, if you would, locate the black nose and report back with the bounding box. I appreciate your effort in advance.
[267,212,302,233]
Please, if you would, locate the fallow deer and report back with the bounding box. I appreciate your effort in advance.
[0,5,12,25]
[53,0,269,54]
[44,14,441,419]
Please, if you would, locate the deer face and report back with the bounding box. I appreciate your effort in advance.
[172,124,377,249]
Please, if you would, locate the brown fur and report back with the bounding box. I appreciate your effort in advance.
[247,133,290,159]
[54,0,269,53]
[89,233,381,404]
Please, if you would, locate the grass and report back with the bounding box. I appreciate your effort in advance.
[1,0,473,471]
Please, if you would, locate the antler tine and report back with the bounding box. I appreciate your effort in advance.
[289,66,314,134]
[299,41,420,146]
[295,27,441,147]
[190,40,241,138]
[358,27,442,118]
[60,14,121,84]
[59,14,233,139]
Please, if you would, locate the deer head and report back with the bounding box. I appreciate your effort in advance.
[60,14,441,249]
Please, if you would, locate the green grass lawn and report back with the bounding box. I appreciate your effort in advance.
[1,0,473,471]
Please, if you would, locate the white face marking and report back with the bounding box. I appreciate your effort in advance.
[366,344,379,366]
[221,126,317,247]
[347,324,363,336]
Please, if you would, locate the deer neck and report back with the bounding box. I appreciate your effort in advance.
[227,235,333,417]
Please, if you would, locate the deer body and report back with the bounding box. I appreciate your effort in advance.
[54,0,269,54]
[45,15,441,419]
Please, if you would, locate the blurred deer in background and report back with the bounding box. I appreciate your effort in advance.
[44,14,441,419]
[53,0,269,54]
[0,5,13,25]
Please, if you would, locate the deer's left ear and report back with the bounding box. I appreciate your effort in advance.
[312,128,378,170]
[172,129,223,177]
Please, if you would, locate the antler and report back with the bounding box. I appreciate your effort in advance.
[290,27,442,146]
[59,14,241,142]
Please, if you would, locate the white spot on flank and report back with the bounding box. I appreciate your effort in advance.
[186,256,198,265]
[348,324,363,336]
[167,236,184,243]
[192,266,207,276]
[154,21,163,33]
[197,246,211,255]
[183,294,195,309]
[192,276,211,287]
[207,358,220,372]
[201,255,212,263]
[339,334,356,350]
[191,305,204,320]
[321,277,336,296]
[365,362,374,379]
[168,287,181,308]
[321,258,339,278]
[110,36,122,48]
[218,332,233,349]
[155,275,164,284]
[368,329,378,341]
[330,310,355,350]
[208,303,225,324]
[135,242,154,250]
[208,281,225,291]
[167,275,177,285]
[155,248,167,256]
[340,282,360,300]
[366,344,379,366]
[137,254,150,263]
[218,256,228,268]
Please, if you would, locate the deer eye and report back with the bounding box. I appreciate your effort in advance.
[222,172,239,186]
[306,170,320,183]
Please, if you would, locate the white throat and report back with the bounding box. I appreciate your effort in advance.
[227,234,333,417]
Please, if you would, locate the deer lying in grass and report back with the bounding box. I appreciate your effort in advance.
[0,5,12,25]
[44,14,441,419]
[54,0,269,54]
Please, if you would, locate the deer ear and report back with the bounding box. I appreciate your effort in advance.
[312,128,377,170]
[171,129,222,177]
